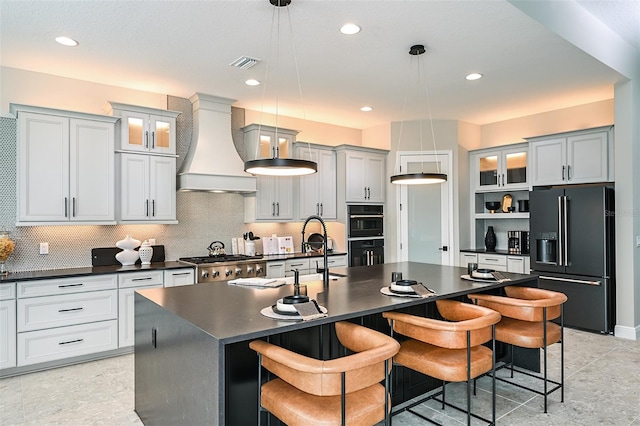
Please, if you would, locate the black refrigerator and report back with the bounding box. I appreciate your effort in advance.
[530,184,615,333]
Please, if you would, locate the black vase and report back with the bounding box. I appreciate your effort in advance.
[484,226,497,251]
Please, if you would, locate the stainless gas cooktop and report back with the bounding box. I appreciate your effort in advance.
[179,255,266,283]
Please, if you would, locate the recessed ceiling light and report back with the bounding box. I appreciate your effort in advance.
[466,73,483,81]
[245,79,261,86]
[55,36,78,47]
[340,23,361,35]
[360,106,373,112]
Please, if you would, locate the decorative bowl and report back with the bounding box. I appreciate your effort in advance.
[485,201,501,213]
[471,269,495,279]
[390,279,417,293]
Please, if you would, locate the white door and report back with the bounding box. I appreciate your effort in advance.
[398,152,453,265]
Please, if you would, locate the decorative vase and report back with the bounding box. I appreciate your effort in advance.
[0,229,15,276]
[139,240,154,265]
[484,226,497,252]
[115,235,140,266]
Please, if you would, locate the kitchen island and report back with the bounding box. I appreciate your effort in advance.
[134,262,537,425]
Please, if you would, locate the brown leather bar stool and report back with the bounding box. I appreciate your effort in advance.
[467,286,567,413]
[249,321,400,426]
[383,299,501,426]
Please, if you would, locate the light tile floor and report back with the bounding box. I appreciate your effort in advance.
[1,328,639,425]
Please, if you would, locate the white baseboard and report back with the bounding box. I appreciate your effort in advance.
[614,324,640,340]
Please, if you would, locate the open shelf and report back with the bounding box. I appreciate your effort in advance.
[475,212,529,219]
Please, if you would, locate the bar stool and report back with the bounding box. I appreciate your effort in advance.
[249,321,400,426]
[383,299,501,425]
[467,286,567,413]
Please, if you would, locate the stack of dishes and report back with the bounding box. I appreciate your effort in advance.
[390,279,418,294]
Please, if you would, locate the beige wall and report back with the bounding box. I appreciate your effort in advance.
[1,67,167,116]
[479,99,614,147]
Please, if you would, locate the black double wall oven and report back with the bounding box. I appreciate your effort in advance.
[347,205,384,266]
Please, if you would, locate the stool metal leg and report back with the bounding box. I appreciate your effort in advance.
[466,330,471,426]
[543,307,548,413]
[561,305,565,403]
[257,353,262,426]
[492,324,496,426]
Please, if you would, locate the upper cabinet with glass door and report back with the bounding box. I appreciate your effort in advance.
[470,143,528,192]
[242,124,298,161]
[107,102,180,155]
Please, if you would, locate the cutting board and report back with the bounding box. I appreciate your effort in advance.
[91,245,165,266]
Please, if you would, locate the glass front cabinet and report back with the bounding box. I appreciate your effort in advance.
[471,143,528,192]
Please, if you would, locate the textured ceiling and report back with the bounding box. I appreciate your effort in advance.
[0,0,636,129]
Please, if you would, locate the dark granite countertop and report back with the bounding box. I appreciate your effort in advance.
[0,261,193,283]
[136,262,536,345]
[261,251,347,261]
[461,249,530,257]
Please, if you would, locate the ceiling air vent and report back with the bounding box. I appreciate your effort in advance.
[229,56,260,69]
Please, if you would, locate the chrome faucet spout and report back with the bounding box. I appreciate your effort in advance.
[301,215,329,288]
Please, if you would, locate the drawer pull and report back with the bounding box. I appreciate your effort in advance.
[483,258,499,262]
[171,272,191,276]
[290,263,305,267]
[58,283,84,288]
[58,307,84,313]
[59,338,84,346]
[132,277,153,281]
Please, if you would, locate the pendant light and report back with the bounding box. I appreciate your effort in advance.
[244,0,317,177]
[390,44,447,185]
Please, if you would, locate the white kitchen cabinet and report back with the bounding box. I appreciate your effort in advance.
[529,127,613,186]
[163,268,195,287]
[460,252,478,268]
[266,261,286,279]
[107,102,180,155]
[506,256,530,274]
[285,258,311,276]
[245,175,294,222]
[12,105,117,225]
[470,143,528,192]
[296,143,337,220]
[336,146,388,204]
[243,124,298,161]
[477,253,508,272]
[314,254,348,270]
[117,153,177,223]
[117,271,164,348]
[0,283,16,370]
[16,274,119,367]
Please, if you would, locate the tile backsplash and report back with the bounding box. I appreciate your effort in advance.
[0,97,310,273]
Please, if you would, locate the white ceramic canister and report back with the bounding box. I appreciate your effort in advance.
[245,240,256,257]
[139,240,154,265]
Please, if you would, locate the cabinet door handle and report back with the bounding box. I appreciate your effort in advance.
[483,258,499,262]
[72,197,76,217]
[145,131,149,148]
[562,165,565,180]
[320,203,323,216]
[502,174,505,186]
[146,199,150,217]
[152,199,156,217]
[567,165,571,180]
[58,283,83,288]
[272,202,275,216]
[59,338,83,346]
[316,203,319,215]
[276,202,280,216]
[64,197,68,218]
[151,131,155,149]
[58,307,83,313]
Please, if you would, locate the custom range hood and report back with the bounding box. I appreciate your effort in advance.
[177,93,256,193]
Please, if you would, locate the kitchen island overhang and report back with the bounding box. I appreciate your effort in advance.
[134,262,538,425]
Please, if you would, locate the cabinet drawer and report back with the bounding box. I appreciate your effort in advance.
[477,254,507,266]
[460,253,478,267]
[507,256,527,274]
[118,271,164,288]
[17,275,117,298]
[285,258,310,272]
[0,282,16,300]
[17,290,118,332]
[17,320,118,366]
[163,269,195,287]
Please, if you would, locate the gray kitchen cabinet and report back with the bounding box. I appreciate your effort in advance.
[477,253,508,272]
[0,283,16,370]
[313,254,347,270]
[335,146,388,204]
[245,175,294,222]
[16,275,118,367]
[529,127,613,186]
[295,143,337,220]
[107,102,180,155]
[470,143,528,192]
[506,255,530,274]
[11,104,118,225]
[266,261,286,279]
[243,124,298,161]
[285,258,311,276]
[117,153,177,223]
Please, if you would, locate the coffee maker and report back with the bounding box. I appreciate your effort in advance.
[507,231,529,254]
